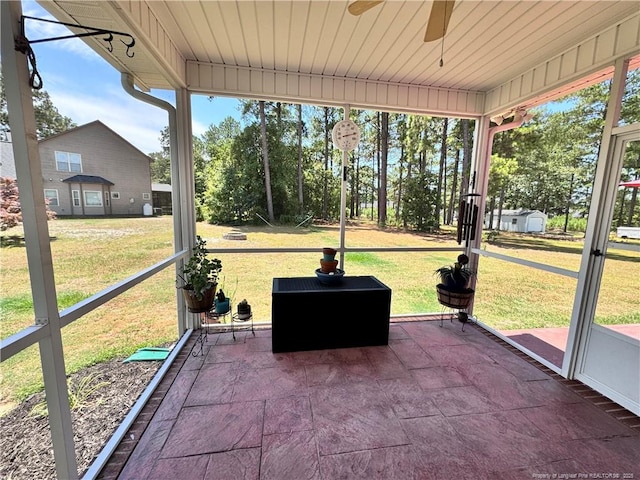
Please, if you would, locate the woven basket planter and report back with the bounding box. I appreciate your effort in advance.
[182,285,216,313]
[436,284,474,309]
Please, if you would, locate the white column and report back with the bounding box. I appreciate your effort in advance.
[175,88,196,330]
[1,2,78,478]
[339,105,351,269]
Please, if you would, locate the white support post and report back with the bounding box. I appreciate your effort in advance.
[1,3,78,479]
[175,88,196,330]
[467,116,491,265]
[339,105,351,269]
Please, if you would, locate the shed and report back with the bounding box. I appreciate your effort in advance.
[152,183,172,215]
[484,209,547,233]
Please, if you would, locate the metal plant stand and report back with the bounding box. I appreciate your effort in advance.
[192,303,232,357]
[231,312,255,341]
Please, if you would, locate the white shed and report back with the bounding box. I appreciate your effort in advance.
[484,209,547,233]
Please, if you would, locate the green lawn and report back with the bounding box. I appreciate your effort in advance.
[1,217,638,411]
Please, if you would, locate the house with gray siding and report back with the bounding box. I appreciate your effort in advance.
[39,121,152,217]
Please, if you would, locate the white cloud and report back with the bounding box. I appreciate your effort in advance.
[191,118,208,138]
[22,1,101,62]
[48,87,168,154]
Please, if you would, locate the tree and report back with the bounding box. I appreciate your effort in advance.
[148,127,171,184]
[1,176,56,230]
[378,111,389,227]
[1,70,75,139]
[259,101,275,223]
[297,104,304,213]
[435,117,449,227]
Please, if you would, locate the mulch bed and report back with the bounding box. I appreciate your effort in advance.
[0,357,162,479]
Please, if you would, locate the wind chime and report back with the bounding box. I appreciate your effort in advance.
[456,192,481,245]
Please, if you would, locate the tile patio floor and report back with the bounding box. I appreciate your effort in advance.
[104,320,640,480]
[502,324,640,369]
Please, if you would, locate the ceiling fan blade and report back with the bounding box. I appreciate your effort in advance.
[348,0,384,16]
[424,0,455,42]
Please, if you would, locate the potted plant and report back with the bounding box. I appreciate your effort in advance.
[215,288,230,314]
[177,236,222,313]
[435,253,475,309]
[237,299,252,320]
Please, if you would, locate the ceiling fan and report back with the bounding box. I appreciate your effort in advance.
[347,0,456,42]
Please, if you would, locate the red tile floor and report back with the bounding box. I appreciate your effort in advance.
[102,320,639,480]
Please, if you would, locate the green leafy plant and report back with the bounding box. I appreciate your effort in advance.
[29,372,110,418]
[435,253,474,291]
[177,236,222,300]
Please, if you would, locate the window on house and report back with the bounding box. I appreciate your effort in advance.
[44,189,59,206]
[104,191,109,207]
[72,190,80,207]
[111,192,120,199]
[84,191,103,207]
[142,193,151,200]
[512,218,518,224]
[55,151,82,172]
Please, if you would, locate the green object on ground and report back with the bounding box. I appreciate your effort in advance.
[123,347,170,363]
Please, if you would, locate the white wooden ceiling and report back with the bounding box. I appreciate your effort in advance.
[151,0,634,91]
[39,1,640,115]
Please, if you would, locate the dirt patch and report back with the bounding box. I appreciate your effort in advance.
[0,357,162,479]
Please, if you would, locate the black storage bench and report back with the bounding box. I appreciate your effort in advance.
[272,275,392,353]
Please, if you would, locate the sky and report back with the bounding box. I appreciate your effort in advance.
[14,1,244,155]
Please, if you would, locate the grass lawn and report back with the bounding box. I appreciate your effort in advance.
[1,217,638,411]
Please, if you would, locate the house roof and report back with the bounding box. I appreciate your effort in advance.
[62,175,115,186]
[39,1,640,117]
[39,121,153,159]
[488,209,546,217]
[152,183,172,193]
[487,208,547,217]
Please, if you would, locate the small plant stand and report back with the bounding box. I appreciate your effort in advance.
[191,302,232,357]
[231,312,255,341]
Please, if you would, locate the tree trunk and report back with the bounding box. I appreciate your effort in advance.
[460,119,471,195]
[379,112,389,227]
[564,173,574,233]
[447,148,460,225]
[497,185,505,231]
[436,118,448,227]
[627,184,638,226]
[297,104,304,213]
[396,145,405,225]
[259,101,275,222]
[488,196,496,229]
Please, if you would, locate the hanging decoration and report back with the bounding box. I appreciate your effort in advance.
[456,193,481,245]
[15,16,135,89]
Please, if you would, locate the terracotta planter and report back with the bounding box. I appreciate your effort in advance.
[182,285,216,313]
[320,258,338,273]
[322,247,337,261]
